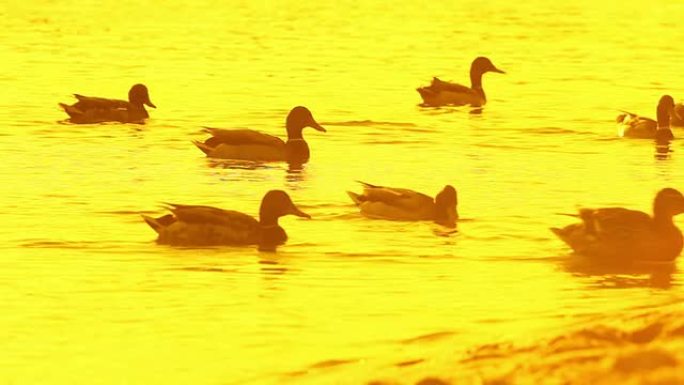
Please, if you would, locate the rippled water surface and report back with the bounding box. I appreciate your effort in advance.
[2,1,684,384]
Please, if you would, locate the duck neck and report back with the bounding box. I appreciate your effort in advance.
[652,211,675,229]
[470,69,484,90]
[286,126,304,140]
[656,105,670,130]
[259,212,280,228]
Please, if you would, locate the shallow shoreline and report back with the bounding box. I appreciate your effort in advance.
[368,300,684,385]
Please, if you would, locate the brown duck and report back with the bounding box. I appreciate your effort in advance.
[552,188,684,262]
[59,83,155,124]
[142,190,310,251]
[416,57,505,107]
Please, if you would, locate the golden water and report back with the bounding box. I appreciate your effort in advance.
[2,0,684,384]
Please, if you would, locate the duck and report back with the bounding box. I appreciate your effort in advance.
[347,181,458,227]
[59,83,156,124]
[194,106,326,164]
[618,95,676,140]
[416,57,505,107]
[551,188,684,262]
[671,102,684,126]
[141,190,310,251]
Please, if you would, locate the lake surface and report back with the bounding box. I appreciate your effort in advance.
[2,1,684,384]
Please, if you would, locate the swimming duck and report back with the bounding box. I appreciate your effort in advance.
[416,57,505,107]
[671,102,684,126]
[59,83,156,124]
[194,106,326,164]
[347,181,458,227]
[618,95,676,139]
[551,188,684,262]
[141,190,310,251]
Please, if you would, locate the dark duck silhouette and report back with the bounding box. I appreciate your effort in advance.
[617,95,678,140]
[59,83,155,124]
[347,182,458,228]
[416,57,505,107]
[142,190,310,251]
[194,106,326,164]
[552,188,684,262]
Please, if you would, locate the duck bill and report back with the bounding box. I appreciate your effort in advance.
[289,205,311,219]
[146,98,157,108]
[310,120,326,133]
[491,67,505,74]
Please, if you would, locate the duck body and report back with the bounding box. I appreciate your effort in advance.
[417,57,504,107]
[59,84,155,124]
[142,190,309,251]
[194,106,325,164]
[619,95,676,139]
[672,102,684,126]
[347,181,458,227]
[551,188,684,262]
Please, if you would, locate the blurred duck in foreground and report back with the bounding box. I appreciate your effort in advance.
[551,188,684,262]
[59,83,155,124]
[194,106,326,164]
[142,190,310,251]
[617,95,680,140]
[347,181,458,228]
[416,56,505,107]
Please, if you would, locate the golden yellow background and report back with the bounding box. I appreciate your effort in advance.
[1,0,683,384]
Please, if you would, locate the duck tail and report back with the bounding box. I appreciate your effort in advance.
[355,180,380,188]
[550,227,574,243]
[416,87,435,100]
[192,140,214,155]
[347,191,363,206]
[555,212,580,218]
[550,227,565,239]
[141,214,163,233]
[141,214,175,233]
[58,103,82,118]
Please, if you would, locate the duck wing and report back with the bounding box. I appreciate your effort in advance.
[617,111,657,138]
[202,128,285,147]
[165,203,259,228]
[72,95,131,110]
[151,204,261,246]
[552,207,654,259]
[672,103,684,126]
[355,181,434,211]
[587,207,652,239]
[427,77,474,94]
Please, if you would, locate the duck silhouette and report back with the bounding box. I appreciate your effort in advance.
[347,181,458,228]
[59,83,155,124]
[417,57,504,107]
[194,106,326,165]
[552,188,684,262]
[142,190,310,251]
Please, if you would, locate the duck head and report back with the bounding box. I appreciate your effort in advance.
[258,190,310,252]
[470,57,504,90]
[653,188,684,220]
[128,84,156,109]
[656,95,675,129]
[471,56,505,75]
[434,185,458,228]
[259,190,310,225]
[286,106,326,139]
